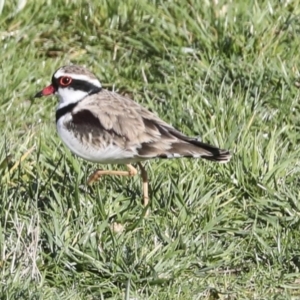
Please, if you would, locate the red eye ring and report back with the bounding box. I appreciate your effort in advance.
[59,76,72,86]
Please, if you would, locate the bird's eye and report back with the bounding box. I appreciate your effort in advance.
[59,76,72,86]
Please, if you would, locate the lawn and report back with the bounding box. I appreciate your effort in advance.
[1,0,300,299]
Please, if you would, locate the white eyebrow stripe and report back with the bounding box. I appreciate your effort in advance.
[54,70,102,87]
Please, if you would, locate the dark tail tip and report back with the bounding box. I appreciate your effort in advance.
[187,138,232,163]
[202,149,231,163]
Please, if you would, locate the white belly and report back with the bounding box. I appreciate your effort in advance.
[56,119,137,164]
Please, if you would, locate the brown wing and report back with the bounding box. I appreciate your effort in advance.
[72,89,231,162]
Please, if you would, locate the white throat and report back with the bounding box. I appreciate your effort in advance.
[56,87,88,110]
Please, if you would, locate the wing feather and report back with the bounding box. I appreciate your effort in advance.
[71,89,231,162]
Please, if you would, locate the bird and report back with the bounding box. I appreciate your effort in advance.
[34,65,231,210]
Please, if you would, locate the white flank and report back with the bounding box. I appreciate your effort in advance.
[56,116,137,164]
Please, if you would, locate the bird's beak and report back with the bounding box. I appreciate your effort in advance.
[34,84,55,98]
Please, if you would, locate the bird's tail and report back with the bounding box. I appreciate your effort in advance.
[185,139,231,163]
[158,127,231,163]
[136,122,232,163]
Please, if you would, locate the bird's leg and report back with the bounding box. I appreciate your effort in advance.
[137,162,149,208]
[87,164,138,185]
[87,163,150,211]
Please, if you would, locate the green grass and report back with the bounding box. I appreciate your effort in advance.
[1,0,300,298]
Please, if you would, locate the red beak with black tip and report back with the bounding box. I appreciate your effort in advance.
[34,84,56,98]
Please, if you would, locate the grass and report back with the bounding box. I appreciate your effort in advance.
[0,0,300,298]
